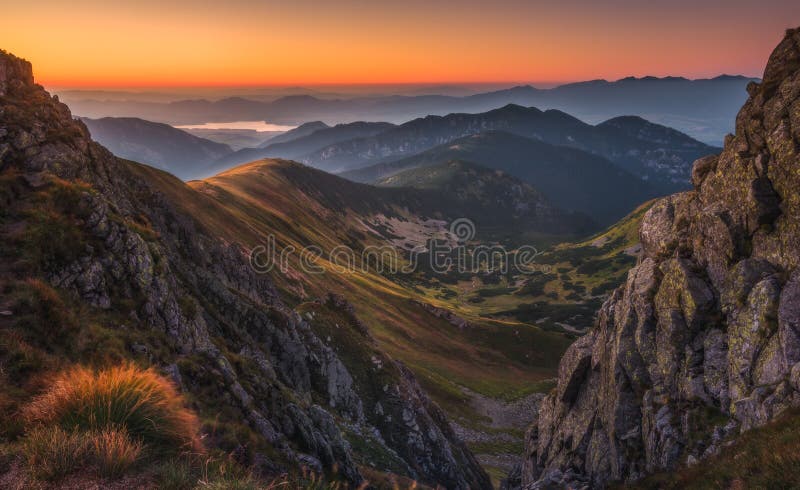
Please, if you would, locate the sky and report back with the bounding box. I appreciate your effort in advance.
[2,0,800,88]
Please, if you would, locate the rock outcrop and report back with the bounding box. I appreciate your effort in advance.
[0,49,491,489]
[517,28,800,488]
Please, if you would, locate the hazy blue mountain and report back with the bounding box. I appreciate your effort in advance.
[80,117,233,180]
[181,128,283,150]
[260,121,395,159]
[258,120,329,147]
[347,131,658,225]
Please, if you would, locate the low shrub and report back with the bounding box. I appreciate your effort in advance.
[24,364,201,453]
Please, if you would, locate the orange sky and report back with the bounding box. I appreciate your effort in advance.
[2,0,799,88]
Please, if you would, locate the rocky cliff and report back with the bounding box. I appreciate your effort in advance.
[0,49,491,489]
[512,28,800,489]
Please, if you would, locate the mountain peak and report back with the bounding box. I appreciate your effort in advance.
[506,84,537,93]
[618,75,689,82]
[296,120,329,130]
[491,103,540,115]
[273,94,322,103]
[0,50,34,96]
[0,49,118,186]
[711,74,750,81]
[600,114,648,125]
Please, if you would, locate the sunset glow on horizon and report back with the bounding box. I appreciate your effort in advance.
[3,0,800,88]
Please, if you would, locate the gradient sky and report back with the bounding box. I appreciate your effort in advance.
[3,0,800,88]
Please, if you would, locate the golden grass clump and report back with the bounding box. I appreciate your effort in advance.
[24,364,201,453]
[21,426,143,481]
[89,428,143,479]
[22,426,89,481]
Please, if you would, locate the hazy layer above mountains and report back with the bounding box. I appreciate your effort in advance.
[56,75,756,145]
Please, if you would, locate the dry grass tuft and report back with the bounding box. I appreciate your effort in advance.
[89,428,143,479]
[24,364,201,454]
[21,426,143,481]
[22,425,89,481]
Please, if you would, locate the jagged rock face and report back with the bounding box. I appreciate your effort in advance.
[0,50,490,489]
[519,28,800,489]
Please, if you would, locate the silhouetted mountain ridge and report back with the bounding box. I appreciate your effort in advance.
[80,116,233,180]
[257,120,329,147]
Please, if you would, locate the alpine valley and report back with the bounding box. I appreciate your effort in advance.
[1,17,800,490]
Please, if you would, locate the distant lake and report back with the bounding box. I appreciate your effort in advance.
[175,121,296,132]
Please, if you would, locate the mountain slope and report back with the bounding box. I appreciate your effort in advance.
[358,131,656,225]
[0,49,492,489]
[375,160,596,236]
[262,121,396,159]
[80,116,233,180]
[193,157,594,256]
[208,121,395,177]
[186,158,587,483]
[512,26,800,489]
[594,115,720,187]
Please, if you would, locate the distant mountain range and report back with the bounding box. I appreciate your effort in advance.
[82,104,718,224]
[306,104,716,189]
[61,75,756,144]
[81,117,234,179]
